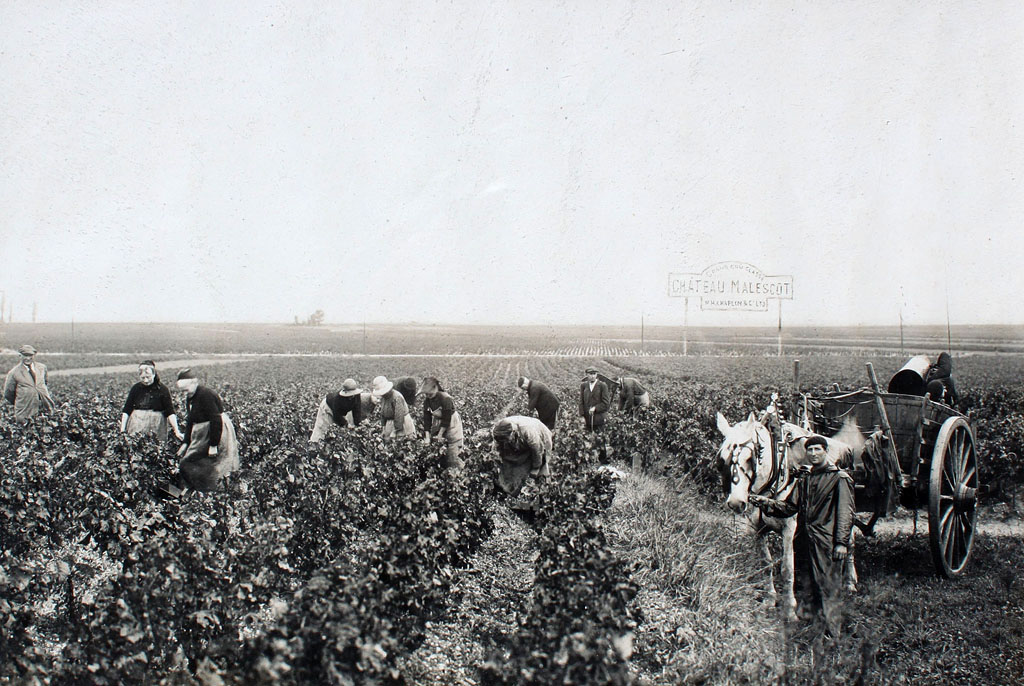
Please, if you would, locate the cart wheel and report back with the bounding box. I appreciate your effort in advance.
[928,416,979,578]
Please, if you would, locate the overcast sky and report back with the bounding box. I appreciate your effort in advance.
[2,1,1021,327]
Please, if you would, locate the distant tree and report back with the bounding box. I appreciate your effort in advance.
[294,315,300,325]
[308,309,325,326]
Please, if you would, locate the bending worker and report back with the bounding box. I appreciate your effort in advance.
[616,376,651,413]
[492,415,553,496]
[516,376,560,432]
[310,378,375,442]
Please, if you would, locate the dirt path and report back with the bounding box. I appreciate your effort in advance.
[400,508,536,685]
[49,358,248,377]
[871,514,1024,537]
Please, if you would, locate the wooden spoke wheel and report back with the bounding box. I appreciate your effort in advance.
[928,416,979,578]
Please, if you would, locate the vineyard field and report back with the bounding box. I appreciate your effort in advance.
[2,334,1023,684]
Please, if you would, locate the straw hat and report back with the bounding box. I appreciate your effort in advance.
[370,375,393,397]
[339,378,362,396]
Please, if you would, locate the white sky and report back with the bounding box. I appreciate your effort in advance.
[1,1,1021,327]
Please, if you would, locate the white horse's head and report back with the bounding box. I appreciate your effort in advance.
[716,412,773,514]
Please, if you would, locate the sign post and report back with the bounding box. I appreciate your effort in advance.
[668,261,794,355]
[683,297,689,356]
[777,298,783,356]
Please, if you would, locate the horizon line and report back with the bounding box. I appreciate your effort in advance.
[0,321,1022,329]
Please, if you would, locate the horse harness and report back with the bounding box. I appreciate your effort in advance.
[727,420,788,500]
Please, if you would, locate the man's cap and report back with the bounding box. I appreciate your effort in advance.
[585,366,598,374]
[177,368,197,381]
[18,345,37,356]
[804,435,828,449]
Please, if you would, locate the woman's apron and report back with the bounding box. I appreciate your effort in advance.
[429,406,464,469]
[180,413,240,491]
[126,409,169,441]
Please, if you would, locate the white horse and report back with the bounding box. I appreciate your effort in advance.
[716,412,858,619]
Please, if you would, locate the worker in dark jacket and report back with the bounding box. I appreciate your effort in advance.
[924,352,959,407]
[616,376,651,413]
[157,369,240,498]
[517,376,560,431]
[752,435,854,633]
[119,360,183,442]
[422,376,465,469]
[579,366,610,432]
[309,378,374,442]
[393,376,418,409]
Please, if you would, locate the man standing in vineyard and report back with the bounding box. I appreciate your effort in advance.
[579,366,610,432]
[751,435,854,635]
[516,376,560,431]
[3,345,55,421]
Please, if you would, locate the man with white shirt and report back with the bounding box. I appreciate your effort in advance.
[3,345,55,421]
[579,366,610,432]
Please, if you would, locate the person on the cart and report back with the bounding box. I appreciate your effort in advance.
[925,352,959,407]
[751,435,854,634]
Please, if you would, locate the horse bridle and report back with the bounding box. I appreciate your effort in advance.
[725,425,783,498]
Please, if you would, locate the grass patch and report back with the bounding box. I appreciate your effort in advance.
[606,471,785,683]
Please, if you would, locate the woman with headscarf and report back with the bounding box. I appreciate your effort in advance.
[925,352,960,407]
[119,360,183,442]
[491,415,553,496]
[159,369,240,497]
[421,376,465,469]
[370,375,417,440]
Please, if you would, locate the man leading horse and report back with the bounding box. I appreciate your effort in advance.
[716,410,858,625]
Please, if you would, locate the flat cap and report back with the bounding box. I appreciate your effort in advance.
[804,435,828,449]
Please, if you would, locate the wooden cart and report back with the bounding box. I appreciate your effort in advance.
[796,361,980,578]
